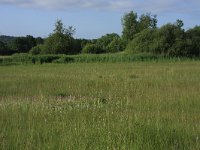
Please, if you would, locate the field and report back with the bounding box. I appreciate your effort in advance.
[1,61,200,149]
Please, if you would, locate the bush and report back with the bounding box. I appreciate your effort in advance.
[29,44,44,55]
[153,23,186,56]
[42,33,73,54]
[126,29,156,54]
[0,41,15,55]
[82,44,103,54]
[126,23,188,56]
[185,26,200,56]
[106,37,126,53]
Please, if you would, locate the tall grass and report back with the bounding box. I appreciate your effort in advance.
[1,53,199,65]
[1,62,200,149]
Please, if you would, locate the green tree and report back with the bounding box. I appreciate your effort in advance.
[154,22,186,56]
[122,11,138,42]
[29,44,44,55]
[12,37,29,53]
[185,26,200,56]
[96,33,120,53]
[12,35,36,53]
[126,20,188,56]
[175,19,184,29]
[122,11,157,44]
[26,35,37,50]
[107,37,126,53]
[138,13,157,32]
[82,43,102,54]
[126,29,156,54]
[35,37,44,45]
[0,41,8,55]
[43,19,75,54]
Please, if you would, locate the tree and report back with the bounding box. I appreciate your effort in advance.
[12,35,36,53]
[175,19,184,29]
[126,29,156,54]
[26,35,37,50]
[82,43,102,54]
[122,11,138,42]
[35,37,44,45]
[138,13,157,32]
[126,20,188,56]
[43,19,76,54]
[13,37,29,53]
[29,44,44,55]
[96,33,120,53]
[122,11,157,44]
[54,19,76,37]
[154,23,186,56]
[107,37,126,53]
[0,41,8,55]
[185,26,200,56]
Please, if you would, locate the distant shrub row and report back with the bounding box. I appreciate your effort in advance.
[1,53,199,65]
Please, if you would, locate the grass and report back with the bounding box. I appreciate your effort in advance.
[0,61,200,149]
[1,53,199,65]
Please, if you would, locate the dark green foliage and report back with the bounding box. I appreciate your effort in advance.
[106,37,126,53]
[126,20,199,57]
[0,35,43,55]
[0,35,16,44]
[71,39,92,54]
[122,11,138,42]
[185,26,200,56]
[12,37,29,53]
[12,35,37,53]
[96,33,120,52]
[42,19,75,54]
[29,44,44,55]
[82,43,102,54]
[35,37,44,45]
[122,11,157,43]
[0,41,8,55]
[126,29,156,54]
[0,41,15,55]
[138,13,157,32]
[84,33,125,54]
[153,23,186,56]
[43,32,73,54]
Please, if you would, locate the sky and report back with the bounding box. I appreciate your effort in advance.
[0,0,200,39]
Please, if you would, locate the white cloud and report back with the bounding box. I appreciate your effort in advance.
[0,0,199,15]
[0,0,135,10]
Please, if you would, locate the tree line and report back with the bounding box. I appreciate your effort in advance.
[0,11,200,57]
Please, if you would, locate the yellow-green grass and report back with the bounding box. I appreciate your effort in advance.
[0,62,200,149]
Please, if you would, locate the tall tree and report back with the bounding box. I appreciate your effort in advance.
[0,41,8,55]
[122,11,138,42]
[43,19,76,54]
[122,11,157,43]
[138,13,157,32]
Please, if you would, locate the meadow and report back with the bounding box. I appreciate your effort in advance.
[1,61,200,149]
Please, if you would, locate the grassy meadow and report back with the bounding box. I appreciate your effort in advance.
[1,61,200,149]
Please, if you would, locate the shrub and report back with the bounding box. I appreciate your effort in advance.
[82,44,103,54]
[126,29,156,54]
[106,37,126,53]
[126,23,188,56]
[153,23,186,56]
[185,26,200,56]
[42,33,73,54]
[29,44,44,55]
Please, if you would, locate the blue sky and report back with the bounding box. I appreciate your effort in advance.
[0,0,200,39]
